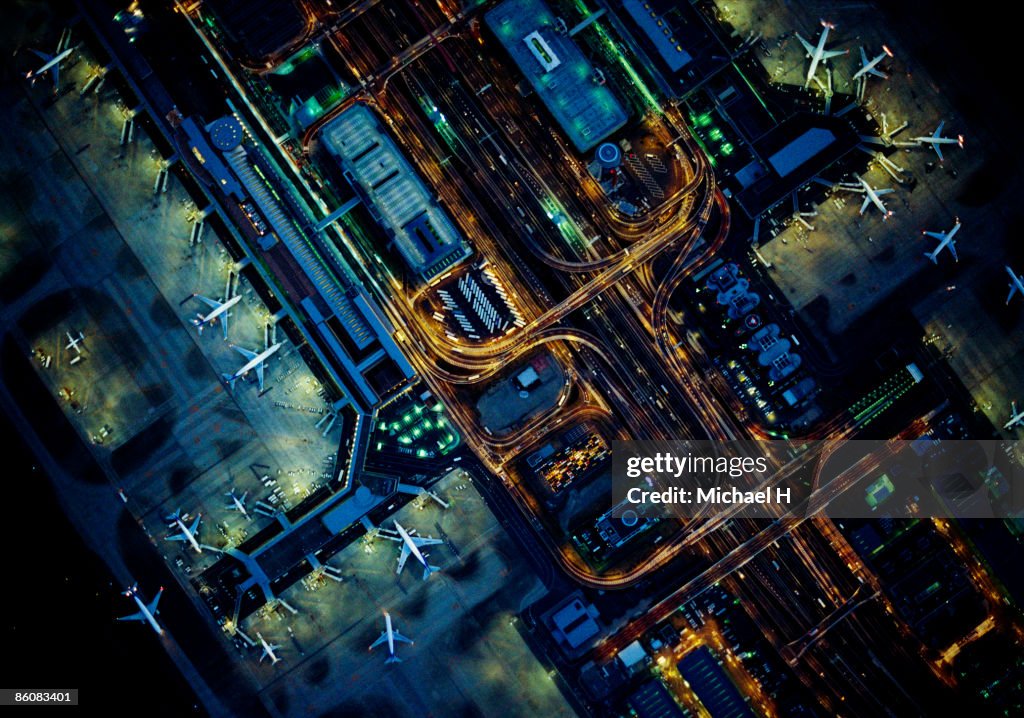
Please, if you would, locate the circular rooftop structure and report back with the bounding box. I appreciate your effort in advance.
[208,116,243,152]
[596,142,622,169]
[354,485,373,507]
[620,509,639,527]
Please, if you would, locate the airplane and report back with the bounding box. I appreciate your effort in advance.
[190,294,241,340]
[24,28,77,93]
[1006,266,1024,304]
[923,219,962,263]
[225,488,248,517]
[223,340,283,392]
[837,174,895,218]
[1006,402,1024,430]
[256,632,282,665]
[116,583,164,636]
[65,330,85,354]
[166,509,203,553]
[369,610,413,664]
[853,45,893,81]
[795,20,847,88]
[381,520,443,580]
[912,121,964,162]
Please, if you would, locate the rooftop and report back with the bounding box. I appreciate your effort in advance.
[486,0,629,152]
[320,104,470,283]
[677,646,755,718]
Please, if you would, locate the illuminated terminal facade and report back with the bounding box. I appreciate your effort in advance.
[486,0,629,152]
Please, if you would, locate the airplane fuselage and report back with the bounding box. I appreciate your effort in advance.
[257,633,281,664]
[229,492,248,516]
[394,521,430,572]
[197,294,241,328]
[131,591,163,635]
[229,342,283,383]
[384,612,396,657]
[933,224,961,251]
[171,515,202,553]
[854,52,887,80]
[806,29,831,86]
[851,175,892,215]
[25,46,74,82]
[1007,266,1024,303]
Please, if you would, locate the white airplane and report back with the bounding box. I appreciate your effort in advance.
[853,45,893,81]
[795,20,847,88]
[369,610,413,664]
[923,219,961,263]
[166,509,203,553]
[838,174,895,218]
[1005,402,1024,430]
[912,121,964,162]
[117,583,164,636]
[24,28,76,93]
[225,488,248,517]
[191,294,241,340]
[382,520,443,580]
[1006,266,1024,304]
[256,632,282,665]
[223,341,283,392]
[65,330,85,354]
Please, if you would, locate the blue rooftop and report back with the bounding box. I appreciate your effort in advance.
[486,0,629,152]
[621,0,693,72]
[768,127,837,177]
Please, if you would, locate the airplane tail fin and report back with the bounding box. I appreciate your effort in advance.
[422,564,440,581]
[386,655,403,665]
[924,251,938,264]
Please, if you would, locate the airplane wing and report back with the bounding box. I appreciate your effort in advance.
[859,196,871,214]
[369,632,389,650]
[411,536,444,548]
[392,631,413,645]
[221,310,230,341]
[117,610,146,623]
[188,514,201,536]
[796,34,815,55]
[232,345,259,361]
[147,591,162,615]
[194,294,223,310]
[167,532,187,542]
[50,63,60,93]
[948,241,958,262]
[256,362,265,391]
[923,231,944,240]
[823,49,846,59]
[29,49,53,63]
[934,121,945,138]
[396,543,411,574]
[934,144,944,162]
[859,46,868,67]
